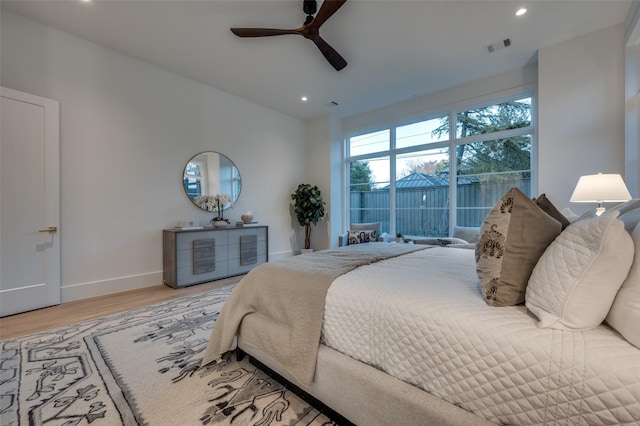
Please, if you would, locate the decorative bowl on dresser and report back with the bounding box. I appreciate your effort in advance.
[163,226,268,288]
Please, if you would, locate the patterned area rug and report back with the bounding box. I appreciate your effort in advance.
[0,285,337,426]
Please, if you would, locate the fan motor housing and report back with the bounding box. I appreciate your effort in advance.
[303,0,317,16]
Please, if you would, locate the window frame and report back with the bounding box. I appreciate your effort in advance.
[344,88,537,237]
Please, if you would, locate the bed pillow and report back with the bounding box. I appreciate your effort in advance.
[350,222,381,235]
[348,230,378,245]
[534,193,571,230]
[560,207,581,223]
[618,207,640,234]
[606,222,640,348]
[610,198,640,215]
[452,226,480,243]
[437,237,469,246]
[476,187,563,306]
[525,211,634,330]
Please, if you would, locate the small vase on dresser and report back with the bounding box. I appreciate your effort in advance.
[241,211,254,224]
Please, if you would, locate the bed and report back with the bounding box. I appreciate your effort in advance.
[201,196,640,425]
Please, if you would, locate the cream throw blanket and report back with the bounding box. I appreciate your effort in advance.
[201,243,428,386]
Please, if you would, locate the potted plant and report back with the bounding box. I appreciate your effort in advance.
[395,233,404,243]
[291,183,326,252]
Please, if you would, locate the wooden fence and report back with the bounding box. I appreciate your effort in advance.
[350,179,530,237]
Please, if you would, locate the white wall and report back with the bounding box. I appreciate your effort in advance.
[1,11,307,301]
[342,66,537,135]
[625,42,639,197]
[626,2,640,197]
[538,24,627,212]
[305,115,343,250]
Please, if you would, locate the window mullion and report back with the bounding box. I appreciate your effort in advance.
[449,111,457,236]
[389,126,397,236]
[455,126,533,145]
[349,151,391,162]
[395,141,449,156]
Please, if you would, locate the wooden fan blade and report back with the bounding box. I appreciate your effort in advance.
[307,0,347,30]
[231,28,300,37]
[312,35,347,71]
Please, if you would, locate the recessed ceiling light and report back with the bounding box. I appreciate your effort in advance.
[515,8,527,16]
[301,96,308,102]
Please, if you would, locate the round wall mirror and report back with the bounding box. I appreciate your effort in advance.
[183,152,241,211]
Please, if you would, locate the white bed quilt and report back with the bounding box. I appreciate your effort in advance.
[321,247,640,425]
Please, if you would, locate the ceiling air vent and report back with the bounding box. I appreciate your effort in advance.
[325,101,339,108]
[486,38,512,54]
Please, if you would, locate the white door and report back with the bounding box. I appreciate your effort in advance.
[1,87,60,317]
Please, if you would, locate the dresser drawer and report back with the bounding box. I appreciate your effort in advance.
[228,252,268,275]
[176,260,229,286]
[176,230,228,251]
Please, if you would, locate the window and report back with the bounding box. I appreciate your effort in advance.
[349,129,389,156]
[396,117,448,149]
[346,94,534,238]
[395,148,450,236]
[183,161,203,201]
[349,157,390,226]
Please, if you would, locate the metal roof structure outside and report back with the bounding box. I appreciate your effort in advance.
[381,172,474,190]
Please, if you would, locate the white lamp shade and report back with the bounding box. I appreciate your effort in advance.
[570,173,632,203]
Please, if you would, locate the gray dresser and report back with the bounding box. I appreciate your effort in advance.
[163,226,268,288]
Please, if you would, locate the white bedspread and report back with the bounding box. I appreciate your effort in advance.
[321,247,640,425]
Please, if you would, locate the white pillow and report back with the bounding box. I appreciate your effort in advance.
[560,207,581,223]
[619,207,640,234]
[606,222,640,348]
[525,211,634,330]
[610,198,640,215]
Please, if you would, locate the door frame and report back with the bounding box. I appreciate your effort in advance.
[1,86,60,316]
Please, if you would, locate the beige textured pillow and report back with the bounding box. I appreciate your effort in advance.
[606,222,640,347]
[526,211,634,330]
[476,187,562,306]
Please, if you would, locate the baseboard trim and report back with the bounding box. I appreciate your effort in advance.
[61,250,291,302]
[61,271,163,303]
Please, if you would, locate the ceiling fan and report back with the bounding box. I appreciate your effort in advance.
[230,0,348,71]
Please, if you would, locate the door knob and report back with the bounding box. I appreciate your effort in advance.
[38,226,58,233]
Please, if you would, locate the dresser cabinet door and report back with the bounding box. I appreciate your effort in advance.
[175,230,229,286]
[227,228,268,275]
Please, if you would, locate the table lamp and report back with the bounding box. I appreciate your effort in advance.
[570,172,632,215]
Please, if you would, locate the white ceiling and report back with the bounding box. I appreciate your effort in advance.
[1,0,632,120]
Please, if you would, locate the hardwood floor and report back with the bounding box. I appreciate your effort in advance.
[0,276,242,340]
